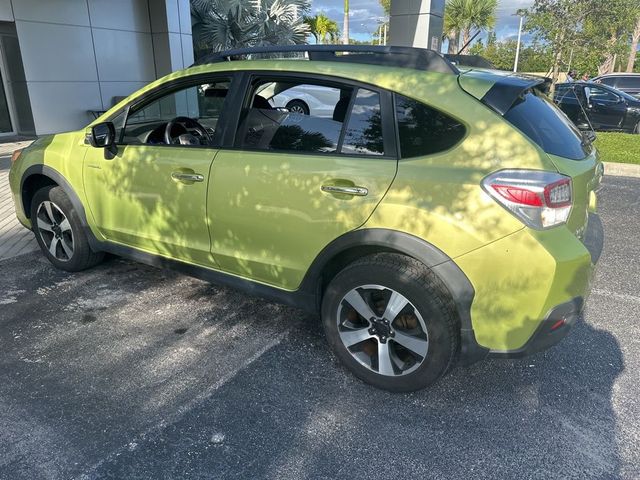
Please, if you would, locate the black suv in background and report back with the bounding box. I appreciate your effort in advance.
[554,82,640,134]
[592,73,640,99]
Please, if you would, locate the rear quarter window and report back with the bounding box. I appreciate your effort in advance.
[395,94,466,158]
[504,91,590,160]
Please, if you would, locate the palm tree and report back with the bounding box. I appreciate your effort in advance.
[444,0,497,54]
[343,0,349,45]
[191,0,311,59]
[627,17,640,72]
[304,13,340,44]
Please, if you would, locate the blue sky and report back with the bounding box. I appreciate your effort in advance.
[310,0,534,46]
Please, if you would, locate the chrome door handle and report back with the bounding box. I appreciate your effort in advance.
[171,172,204,183]
[321,185,368,196]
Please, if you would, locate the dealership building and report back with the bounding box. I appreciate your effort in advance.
[0,0,442,138]
[0,0,193,136]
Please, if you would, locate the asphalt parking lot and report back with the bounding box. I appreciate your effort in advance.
[0,175,638,480]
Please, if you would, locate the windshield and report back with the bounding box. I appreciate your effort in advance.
[504,90,591,160]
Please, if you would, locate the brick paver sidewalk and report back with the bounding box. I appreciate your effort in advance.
[1,140,38,260]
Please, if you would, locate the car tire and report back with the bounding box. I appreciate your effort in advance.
[634,122,640,134]
[31,186,104,272]
[286,99,310,115]
[321,253,459,392]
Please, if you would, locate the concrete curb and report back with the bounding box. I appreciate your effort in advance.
[604,162,640,178]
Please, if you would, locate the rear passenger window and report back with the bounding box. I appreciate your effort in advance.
[236,79,388,157]
[341,89,384,156]
[237,81,348,153]
[395,94,465,158]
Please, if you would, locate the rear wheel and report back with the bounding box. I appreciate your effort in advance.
[31,186,104,271]
[321,253,459,392]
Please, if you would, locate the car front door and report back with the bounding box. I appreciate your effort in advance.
[83,76,234,266]
[585,85,626,129]
[207,75,397,290]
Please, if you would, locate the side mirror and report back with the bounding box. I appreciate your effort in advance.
[90,122,116,148]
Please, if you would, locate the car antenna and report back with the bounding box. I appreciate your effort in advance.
[456,31,481,56]
[569,84,597,142]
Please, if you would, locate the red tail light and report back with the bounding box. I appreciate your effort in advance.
[482,170,573,230]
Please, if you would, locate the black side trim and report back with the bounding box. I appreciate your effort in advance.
[299,228,489,365]
[98,242,317,313]
[489,297,584,359]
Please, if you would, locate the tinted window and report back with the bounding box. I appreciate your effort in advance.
[554,85,580,103]
[395,94,466,158]
[341,89,384,156]
[617,77,640,89]
[504,90,590,160]
[237,81,360,154]
[586,86,619,102]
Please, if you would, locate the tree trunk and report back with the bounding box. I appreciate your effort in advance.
[598,32,619,75]
[552,48,563,84]
[627,17,640,72]
[447,31,459,54]
[551,30,565,84]
[343,0,349,45]
[460,28,471,54]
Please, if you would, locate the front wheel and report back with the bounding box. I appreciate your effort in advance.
[321,253,459,392]
[31,186,104,271]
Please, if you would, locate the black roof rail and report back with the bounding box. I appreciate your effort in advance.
[192,44,459,75]
[444,54,495,69]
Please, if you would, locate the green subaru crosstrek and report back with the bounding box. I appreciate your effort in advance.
[9,46,603,392]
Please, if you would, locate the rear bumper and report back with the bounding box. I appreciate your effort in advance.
[458,212,603,362]
[488,297,583,358]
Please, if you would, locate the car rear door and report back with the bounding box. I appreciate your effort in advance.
[207,73,397,290]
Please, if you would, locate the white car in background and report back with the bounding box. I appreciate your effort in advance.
[267,83,341,117]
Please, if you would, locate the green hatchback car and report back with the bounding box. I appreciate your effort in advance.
[9,46,603,392]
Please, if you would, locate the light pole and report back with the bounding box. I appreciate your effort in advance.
[513,15,523,73]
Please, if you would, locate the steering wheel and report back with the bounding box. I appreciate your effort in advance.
[164,116,211,145]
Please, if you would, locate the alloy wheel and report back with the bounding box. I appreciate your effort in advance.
[336,284,429,377]
[36,201,74,261]
[288,104,306,114]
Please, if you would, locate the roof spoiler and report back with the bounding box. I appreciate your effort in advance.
[461,72,552,115]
